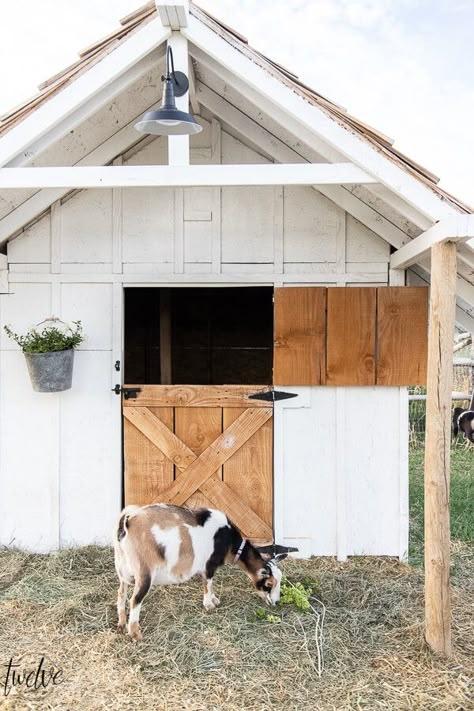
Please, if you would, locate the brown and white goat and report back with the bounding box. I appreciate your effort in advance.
[114,503,287,641]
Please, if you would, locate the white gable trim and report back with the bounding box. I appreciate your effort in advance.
[7,51,163,168]
[183,14,458,222]
[391,216,474,269]
[156,1,189,29]
[0,19,170,168]
[0,162,376,189]
[0,105,162,245]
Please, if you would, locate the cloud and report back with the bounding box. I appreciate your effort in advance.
[196,0,474,205]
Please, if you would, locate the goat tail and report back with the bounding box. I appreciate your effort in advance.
[116,505,139,543]
[117,514,129,542]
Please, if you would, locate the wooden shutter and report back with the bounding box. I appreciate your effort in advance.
[377,286,428,385]
[273,287,326,385]
[326,287,376,385]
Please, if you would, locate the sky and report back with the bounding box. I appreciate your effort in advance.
[0,0,473,205]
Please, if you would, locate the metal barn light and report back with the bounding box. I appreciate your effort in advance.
[135,46,202,136]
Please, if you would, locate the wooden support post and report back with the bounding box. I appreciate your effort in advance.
[424,240,457,656]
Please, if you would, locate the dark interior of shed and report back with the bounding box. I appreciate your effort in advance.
[124,286,274,384]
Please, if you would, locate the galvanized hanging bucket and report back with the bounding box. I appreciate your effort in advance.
[24,317,75,393]
[24,349,74,392]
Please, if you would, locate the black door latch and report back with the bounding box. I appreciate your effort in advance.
[248,390,298,402]
[111,385,142,399]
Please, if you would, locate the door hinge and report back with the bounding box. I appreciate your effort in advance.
[248,389,298,402]
[111,385,142,399]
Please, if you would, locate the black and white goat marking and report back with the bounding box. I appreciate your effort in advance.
[114,503,287,641]
[453,407,474,444]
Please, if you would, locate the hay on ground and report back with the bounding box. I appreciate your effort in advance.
[0,546,472,710]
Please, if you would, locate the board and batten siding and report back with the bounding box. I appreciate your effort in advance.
[0,118,407,554]
[274,386,408,559]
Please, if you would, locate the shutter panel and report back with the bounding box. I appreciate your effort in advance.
[326,287,376,385]
[377,286,428,385]
[273,287,326,385]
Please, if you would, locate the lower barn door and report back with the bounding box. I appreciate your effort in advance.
[123,385,273,544]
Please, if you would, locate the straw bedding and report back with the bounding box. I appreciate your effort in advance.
[0,545,472,710]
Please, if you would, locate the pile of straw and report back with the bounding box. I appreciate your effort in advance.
[0,545,472,709]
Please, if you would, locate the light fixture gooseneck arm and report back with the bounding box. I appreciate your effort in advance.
[164,45,175,81]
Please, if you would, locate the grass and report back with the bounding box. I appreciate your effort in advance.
[0,448,472,710]
[410,444,474,565]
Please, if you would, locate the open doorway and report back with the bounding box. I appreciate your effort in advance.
[124,286,274,385]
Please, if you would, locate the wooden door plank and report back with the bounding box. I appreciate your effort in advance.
[201,473,273,541]
[377,286,428,386]
[159,408,273,505]
[124,407,174,505]
[175,407,223,509]
[122,384,270,407]
[123,407,195,472]
[223,408,273,527]
[274,287,326,385]
[326,287,376,385]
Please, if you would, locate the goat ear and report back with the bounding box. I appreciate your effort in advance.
[272,552,289,563]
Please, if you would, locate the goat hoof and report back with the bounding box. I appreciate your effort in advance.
[212,595,220,607]
[128,625,142,642]
[117,623,126,634]
[204,601,217,611]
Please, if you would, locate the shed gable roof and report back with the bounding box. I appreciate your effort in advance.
[0,1,471,215]
[0,1,473,330]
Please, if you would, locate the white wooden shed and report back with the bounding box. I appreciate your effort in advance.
[0,1,473,571]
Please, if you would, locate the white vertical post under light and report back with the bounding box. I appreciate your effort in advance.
[167,33,190,166]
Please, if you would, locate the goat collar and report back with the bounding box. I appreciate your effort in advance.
[233,539,247,564]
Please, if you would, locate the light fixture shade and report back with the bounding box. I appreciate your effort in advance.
[135,68,202,136]
[135,107,202,136]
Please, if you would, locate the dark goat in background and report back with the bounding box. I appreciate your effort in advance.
[452,392,474,443]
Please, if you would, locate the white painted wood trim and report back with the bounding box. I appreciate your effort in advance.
[410,265,474,333]
[185,15,457,221]
[188,58,200,115]
[112,157,123,274]
[0,254,7,291]
[389,268,405,286]
[167,33,190,166]
[336,212,346,283]
[112,282,124,388]
[174,188,184,273]
[0,105,163,245]
[0,20,171,167]
[0,163,377,189]
[273,186,284,274]
[320,185,409,249]
[156,1,189,29]
[50,201,61,274]
[211,118,222,274]
[6,52,164,169]
[196,82,410,249]
[390,215,474,269]
[8,271,389,284]
[336,388,347,562]
[398,387,409,561]
[0,271,8,293]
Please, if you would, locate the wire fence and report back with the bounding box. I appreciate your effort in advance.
[409,362,473,448]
